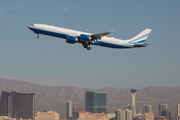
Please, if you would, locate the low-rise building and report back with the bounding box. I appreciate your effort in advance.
[0,116,31,120]
[0,116,16,120]
[35,110,59,120]
[107,114,115,120]
[78,111,108,120]
[134,114,146,120]
[154,116,167,120]
[145,112,154,120]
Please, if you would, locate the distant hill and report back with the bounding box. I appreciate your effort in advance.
[0,78,179,117]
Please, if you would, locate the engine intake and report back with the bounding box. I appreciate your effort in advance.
[80,34,91,41]
[66,36,78,44]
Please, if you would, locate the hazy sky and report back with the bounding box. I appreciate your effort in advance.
[0,1,180,89]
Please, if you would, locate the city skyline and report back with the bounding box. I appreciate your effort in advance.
[0,85,180,120]
[0,78,180,117]
[0,1,180,89]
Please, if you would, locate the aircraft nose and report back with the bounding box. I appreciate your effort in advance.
[28,25,32,29]
[28,24,35,29]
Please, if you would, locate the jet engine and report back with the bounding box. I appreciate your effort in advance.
[80,34,91,41]
[66,36,78,44]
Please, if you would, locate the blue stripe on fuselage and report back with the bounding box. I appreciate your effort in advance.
[91,41,133,48]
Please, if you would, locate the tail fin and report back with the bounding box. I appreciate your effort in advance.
[127,29,152,44]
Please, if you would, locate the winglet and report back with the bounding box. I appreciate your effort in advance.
[108,29,113,34]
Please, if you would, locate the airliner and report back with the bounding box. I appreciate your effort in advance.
[28,24,152,50]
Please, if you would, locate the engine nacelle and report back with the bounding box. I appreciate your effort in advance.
[66,36,78,44]
[80,34,91,41]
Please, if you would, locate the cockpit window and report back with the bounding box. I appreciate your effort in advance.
[32,24,34,26]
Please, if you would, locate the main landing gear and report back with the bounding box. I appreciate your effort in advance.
[87,46,91,50]
[37,34,39,38]
[82,42,91,50]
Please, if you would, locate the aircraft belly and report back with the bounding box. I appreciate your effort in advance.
[30,28,68,39]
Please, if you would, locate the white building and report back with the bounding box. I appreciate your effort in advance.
[66,101,73,120]
[116,109,125,120]
[125,109,132,120]
[159,104,167,116]
[140,104,152,114]
[177,104,180,116]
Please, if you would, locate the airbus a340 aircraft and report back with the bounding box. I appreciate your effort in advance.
[28,24,152,50]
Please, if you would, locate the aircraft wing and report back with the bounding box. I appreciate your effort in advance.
[91,29,113,40]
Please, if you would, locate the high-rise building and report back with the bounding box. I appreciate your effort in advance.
[124,104,133,111]
[0,96,1,114]
[171,115,175,120]
[85,91,106,114]
[145,105,152,113]
[116,109,125,120]
[177,104,180,117]
[159,104,168,116]
[177,116,180,120]
[1,91,10,116]
[162,109,171,120]
[124,104,135,118]
[10,91,35,120]
[66,101,73,120]
[140,104,152,114]
[125,109,132,120]
[1,91,34,120]
[130,84,137,117]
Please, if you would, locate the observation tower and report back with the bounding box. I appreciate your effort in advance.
[130,83,137,117]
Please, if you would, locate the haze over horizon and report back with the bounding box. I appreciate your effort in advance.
[0,77,179,90]
[0,1,180,89]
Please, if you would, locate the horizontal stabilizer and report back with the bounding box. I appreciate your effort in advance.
[134,43,150,47]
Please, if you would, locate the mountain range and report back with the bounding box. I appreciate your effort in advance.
[0,78,179,117]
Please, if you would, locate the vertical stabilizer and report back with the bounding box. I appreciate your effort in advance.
[127,29,152,44]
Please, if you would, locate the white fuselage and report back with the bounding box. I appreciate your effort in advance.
[28,24,151,49]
